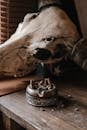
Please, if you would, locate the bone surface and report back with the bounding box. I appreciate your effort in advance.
[0,6,80,77]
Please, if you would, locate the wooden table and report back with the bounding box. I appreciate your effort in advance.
[0,71,87,130]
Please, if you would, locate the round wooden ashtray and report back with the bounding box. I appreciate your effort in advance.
[26,78,57,107]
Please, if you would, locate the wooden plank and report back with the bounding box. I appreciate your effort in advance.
[74,0,87,37]
[0,78,26,96]
[59,84,87,106]
[0,76,40,96]
[2,113,12,130]
[10,120,26,130]
[1,112,26,130]
[0,91,85,130]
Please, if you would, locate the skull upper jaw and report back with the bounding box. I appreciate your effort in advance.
[0,6,80,78]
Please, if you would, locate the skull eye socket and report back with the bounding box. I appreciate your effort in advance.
[24,13,38,22]
[31,14,37,19]
[46,37,53,41]
[42,36,56,42]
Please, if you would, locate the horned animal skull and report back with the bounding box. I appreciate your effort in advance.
[0,6,80,78]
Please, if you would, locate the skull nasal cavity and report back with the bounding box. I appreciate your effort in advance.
[34,48,51,60]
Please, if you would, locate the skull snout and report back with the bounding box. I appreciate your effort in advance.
[33,48,52,61]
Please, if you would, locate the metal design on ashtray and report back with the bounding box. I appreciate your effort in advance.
[26,78,57,106]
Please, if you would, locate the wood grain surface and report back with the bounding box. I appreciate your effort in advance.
[0,88,87,130]
[0,72,87,130]
[0,76,40,96]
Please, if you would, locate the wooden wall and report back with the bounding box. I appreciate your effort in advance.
[74,0,87,38]
[0,0,38,44]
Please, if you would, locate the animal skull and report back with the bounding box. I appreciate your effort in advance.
[0,6,80,78]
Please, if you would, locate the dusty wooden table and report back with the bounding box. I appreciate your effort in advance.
[0,71,87,130]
